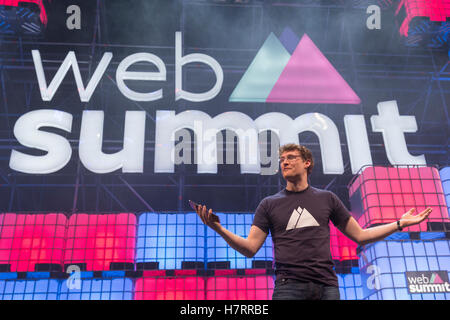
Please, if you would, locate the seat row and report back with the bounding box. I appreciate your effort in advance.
[0,211,364,272]
[0,273,274,300]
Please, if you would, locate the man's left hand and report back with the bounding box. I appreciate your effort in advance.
[400,207,432,228]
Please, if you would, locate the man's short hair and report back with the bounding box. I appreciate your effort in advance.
[279,143,314,175]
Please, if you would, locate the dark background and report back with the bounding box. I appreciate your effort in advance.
[0,0,448,213]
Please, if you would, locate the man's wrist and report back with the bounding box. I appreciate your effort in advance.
[397,220,404,231]
[210,223,223,233]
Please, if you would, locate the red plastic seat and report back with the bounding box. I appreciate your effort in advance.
[349,167,449,232]
[206,272,274,300]
[0,213,66,272]
[135,271,205,300]
[329,223,358,261]
[63,213,136,271]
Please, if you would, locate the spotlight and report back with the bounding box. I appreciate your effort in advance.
[0,0,47,36]
[396,0,450,48]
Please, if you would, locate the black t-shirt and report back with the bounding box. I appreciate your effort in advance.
[252,186,352,287]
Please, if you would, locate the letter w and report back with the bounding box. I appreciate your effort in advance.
[407,277,418,284]
[32,50,112,102]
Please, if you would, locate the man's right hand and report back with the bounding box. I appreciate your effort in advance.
[196,204,221,230]
[194,203,268,259]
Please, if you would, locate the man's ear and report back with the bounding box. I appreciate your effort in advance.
[304,159,311,169]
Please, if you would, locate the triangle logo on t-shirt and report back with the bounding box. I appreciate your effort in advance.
[286,206,320,230]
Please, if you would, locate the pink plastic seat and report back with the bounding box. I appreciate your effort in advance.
[0,213,66,272]
[135,271,205,300]
[63,213,136,271]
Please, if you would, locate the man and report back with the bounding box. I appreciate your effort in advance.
[195,143,431,300]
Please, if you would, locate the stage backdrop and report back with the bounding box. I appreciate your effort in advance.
[0,0,448,214]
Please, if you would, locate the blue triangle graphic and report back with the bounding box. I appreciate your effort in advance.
[229,33,291,103]
[279,27,300,54]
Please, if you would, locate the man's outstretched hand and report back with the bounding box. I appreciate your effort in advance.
[400,207,432,229]
[195,204,221,230]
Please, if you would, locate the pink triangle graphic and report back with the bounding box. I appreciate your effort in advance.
[433,273,444,284]
[266,34,361,104]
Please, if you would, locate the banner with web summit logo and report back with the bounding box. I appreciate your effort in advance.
[406,271,450,294]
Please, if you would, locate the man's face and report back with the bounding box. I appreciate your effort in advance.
[279,150,311,181]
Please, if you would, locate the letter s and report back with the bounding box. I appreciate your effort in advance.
[9,110,73,174]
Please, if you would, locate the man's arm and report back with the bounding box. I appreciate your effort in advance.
[196,204,268,258]
[338,207,432,246]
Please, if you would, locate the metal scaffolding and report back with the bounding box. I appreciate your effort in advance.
[0,0,448,214]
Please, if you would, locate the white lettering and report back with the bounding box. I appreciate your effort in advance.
[344,115,373,174]
[408,281,450,293]
[8,101,423,176]
[79,110,146,173]
[263,112,343,174]
[116,53,166,101]
[9,110,73,174]
[155,110,344,175]
[175,32,224,102]
[371,100,426,166]
[155,110,259,174]
[255,112,344,174]
[407,276,418,284]
[32,50,112,102]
